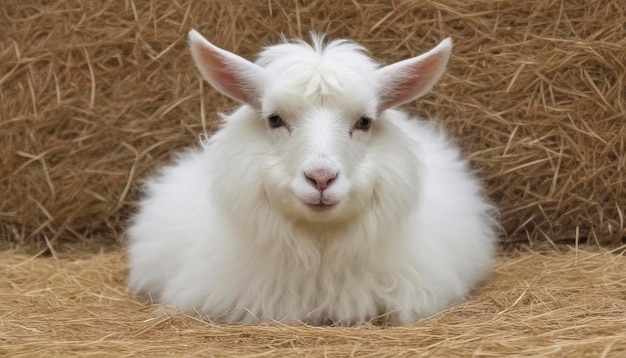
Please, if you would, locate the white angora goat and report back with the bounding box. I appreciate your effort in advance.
[127,29,498,325]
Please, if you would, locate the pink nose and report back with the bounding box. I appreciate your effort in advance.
[304,168,338,191]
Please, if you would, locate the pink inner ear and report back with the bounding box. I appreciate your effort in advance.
[396,57,441,103]
[379,54,445,111]
[198,45,251,104]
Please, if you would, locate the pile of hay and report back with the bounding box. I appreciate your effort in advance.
[1,0,625,252]
[2,245,625,356]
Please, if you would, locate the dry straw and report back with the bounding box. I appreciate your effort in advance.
[2,244,625,356]
[1,0,626,253]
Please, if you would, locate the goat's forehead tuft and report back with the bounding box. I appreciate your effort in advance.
[255,34,376,68]
[255,34,380,102]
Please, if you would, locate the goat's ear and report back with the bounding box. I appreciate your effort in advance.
[189,29,264,107]
[376,38,452,112]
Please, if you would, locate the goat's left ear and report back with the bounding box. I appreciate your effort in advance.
[376,38,452,112]
[189,29,265,107]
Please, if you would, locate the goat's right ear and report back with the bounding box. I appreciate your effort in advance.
[189,29,264,107]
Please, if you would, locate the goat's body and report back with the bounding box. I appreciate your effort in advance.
[127,107,496,325]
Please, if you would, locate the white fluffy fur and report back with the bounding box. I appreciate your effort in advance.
[126,30,498,326]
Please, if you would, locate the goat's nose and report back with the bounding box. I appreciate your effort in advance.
[304,168,338,191]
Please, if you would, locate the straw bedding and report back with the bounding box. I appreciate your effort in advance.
[1,0,625,252]
[1,245,625,356]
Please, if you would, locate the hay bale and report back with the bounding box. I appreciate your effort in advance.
[1,0,625,251]
[2,246,625,355]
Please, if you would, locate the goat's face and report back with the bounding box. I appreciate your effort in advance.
[189,30,451,223]
[256,41,381,222]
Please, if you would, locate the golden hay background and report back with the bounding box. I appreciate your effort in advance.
[0,0,624,252]
[2,245,625,356]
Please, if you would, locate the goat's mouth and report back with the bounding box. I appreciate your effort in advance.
[306,201,337,212]
[296,190,341,214]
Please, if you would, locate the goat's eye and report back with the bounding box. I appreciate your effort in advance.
[267,114,284,128]
[354,116,372,131]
